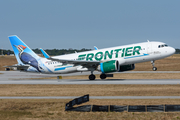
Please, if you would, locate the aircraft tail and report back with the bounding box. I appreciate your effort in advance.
[9,35,41,72]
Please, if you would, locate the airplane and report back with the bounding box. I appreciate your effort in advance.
[8,35,175,80]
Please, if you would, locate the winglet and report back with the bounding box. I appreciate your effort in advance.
[39,48,50,58]
[94,46,98,50]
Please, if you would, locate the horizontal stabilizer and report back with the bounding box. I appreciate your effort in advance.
[4,65,30,71]
[39,48,50,58]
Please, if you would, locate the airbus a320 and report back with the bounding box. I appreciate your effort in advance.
[7,35,175,80]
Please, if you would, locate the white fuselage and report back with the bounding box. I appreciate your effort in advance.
[28,41,175,74]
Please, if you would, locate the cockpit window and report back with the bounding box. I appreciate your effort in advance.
[158,44,168,48]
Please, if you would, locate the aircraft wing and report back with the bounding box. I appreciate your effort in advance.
[40,48,100,68]
[48,57,100,68]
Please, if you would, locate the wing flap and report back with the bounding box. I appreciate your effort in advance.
[48,58,100,67]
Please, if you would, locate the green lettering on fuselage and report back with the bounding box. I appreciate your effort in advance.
[86,53,94,61]
[104,50,113,60]
[125,47,133,57]
[77,46,142,61]
[95,52,103,61]
[114,49,122,58]
[133,46,141,55]
[121,48,125,57]
[78,54,86,60]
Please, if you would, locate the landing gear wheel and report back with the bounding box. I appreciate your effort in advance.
[5,68,10,71]
[151,60,157,71]
[153,67,157,71]
[89,74,96,80]
[100,74,106,79]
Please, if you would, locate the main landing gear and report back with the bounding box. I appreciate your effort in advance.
[89,74,96,80]
[151,60,157,71]
[100,74,106,79]
[88,71,112,80]
[89,73,108,80]
[89,70,96,80]
[89,73,107,80]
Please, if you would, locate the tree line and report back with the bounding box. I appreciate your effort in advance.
[1,48,92,56]
[1,48,180,55]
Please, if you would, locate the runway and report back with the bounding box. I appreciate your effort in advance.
[0,71,180,100]
[0,96,180,99]
[0,79,179,85]
[0,71,180,84]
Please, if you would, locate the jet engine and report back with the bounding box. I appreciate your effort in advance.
[97,60,119,73]
[119,64,135,72]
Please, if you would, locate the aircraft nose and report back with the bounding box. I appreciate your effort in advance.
[170,47,176,55]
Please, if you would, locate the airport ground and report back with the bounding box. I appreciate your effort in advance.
[0,55,180,119]
[0,99,180,120]
[0,84,180,96]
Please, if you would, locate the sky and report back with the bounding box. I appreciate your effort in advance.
[1,0,180,50]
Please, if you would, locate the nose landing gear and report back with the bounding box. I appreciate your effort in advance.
[151,60,157,71]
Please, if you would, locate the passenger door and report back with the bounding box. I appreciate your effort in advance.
[147,43,152,54]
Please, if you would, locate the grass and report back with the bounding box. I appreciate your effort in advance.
[0,84,180,96]
[0,56,17,71]
[1,55,180,119]
[133,54,180,71]
[0,99,180,120]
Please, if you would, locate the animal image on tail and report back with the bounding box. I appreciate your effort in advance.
[9,36,41,72]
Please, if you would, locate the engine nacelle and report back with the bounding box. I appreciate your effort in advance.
[97,60,119,73]
[119,64,135,72]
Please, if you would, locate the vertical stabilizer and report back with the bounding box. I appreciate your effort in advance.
[9,35,41,72]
